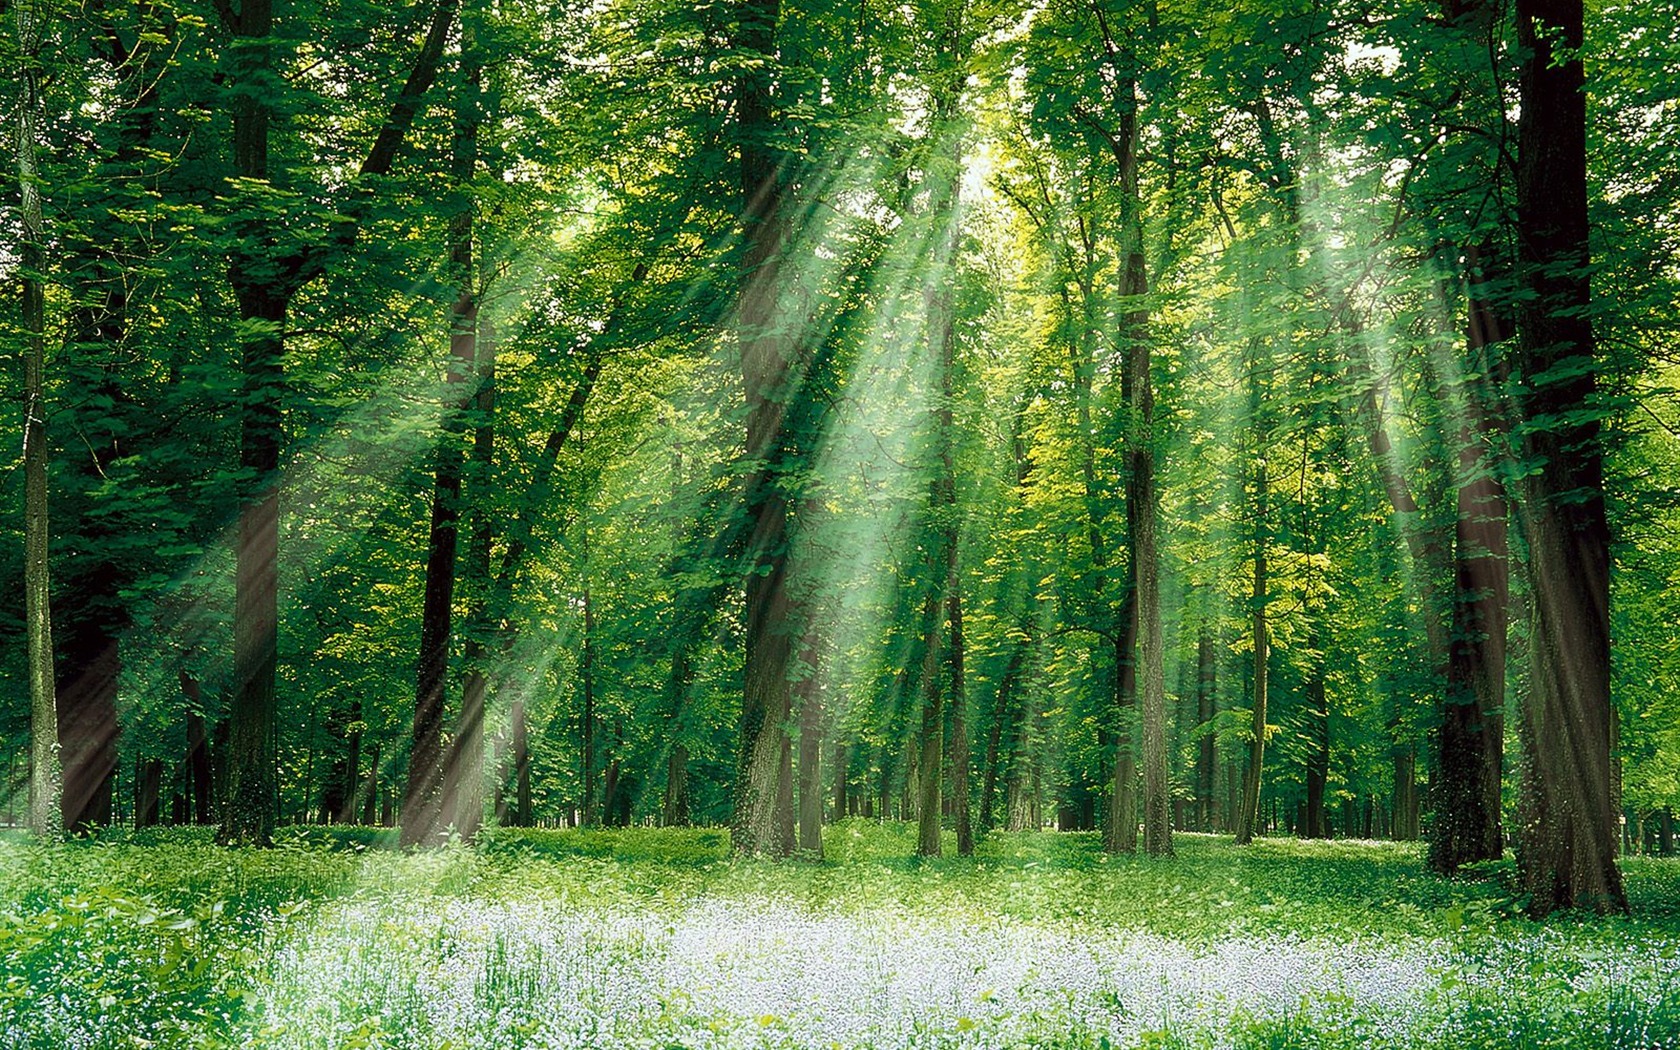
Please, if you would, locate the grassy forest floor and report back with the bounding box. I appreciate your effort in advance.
[1,822,1677,1049]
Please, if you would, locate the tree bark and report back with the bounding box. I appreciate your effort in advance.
[15,0,60,841]
[732,0,796,857]
[1236,457,1268,846]
[1303,624,1329,839]
[1195,624,1216,832]
[217,0,456,846]
[916,592,944,857]
[581,573,598,825]
[1431,247,1510,873]
[1512,0,1624,915]
[796,624,823,854]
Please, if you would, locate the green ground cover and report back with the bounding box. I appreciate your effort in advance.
[1,823,1676,1049]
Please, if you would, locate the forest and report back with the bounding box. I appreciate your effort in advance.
[2,0,1679,1045]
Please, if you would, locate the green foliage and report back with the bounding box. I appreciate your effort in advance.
[0,829,1677,1047]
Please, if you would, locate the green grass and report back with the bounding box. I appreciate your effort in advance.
[1,822,1676,1049]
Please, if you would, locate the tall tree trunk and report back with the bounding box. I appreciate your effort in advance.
[581,573,597,825]
[1303,623,1329,839]
[1119,118,1170,859]
[948,582,972,855]
[796,625,823,854]
[1409,0,1512,878]
[218,0,285,847]
[181,670,215,825]
[217,0,455,847]
[916,592,944,857]
[56,615,119,830]
[1195,624,1216,832]
[980,635,1026,833]
[135,758,163,829]
[511,698,531,826]
[439,19,487,841]
[1512,0,1624,915]
[15,0,59,841]
[732,0,796,857]
[1236,458,1268,846]
[403,17,481,846]
[831,741,849,821]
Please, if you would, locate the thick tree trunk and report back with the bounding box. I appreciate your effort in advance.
[402,306,474,845]
[15,0,59,841]
[1511,0,1625,916]
[732,0,796,857]
[219,0,284,847]
[55,614,120,830]
[1122,175,1169,859]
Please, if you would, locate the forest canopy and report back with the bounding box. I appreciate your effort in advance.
[3,0,1677,923]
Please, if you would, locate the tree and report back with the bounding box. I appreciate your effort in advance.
[13,0,59,840]
[1511,0,1625,915]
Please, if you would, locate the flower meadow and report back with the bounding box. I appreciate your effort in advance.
[2,823,1677,1049]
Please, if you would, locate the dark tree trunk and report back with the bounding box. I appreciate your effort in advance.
[56,614,120,831]
[1303,622,1329,840]
[663,743,691,827]
[831,741,848,823]
[512,698,532,827]
[916,592,944,857]
[980,635,1027,832]
[183,680,214,826]
[1195,626,1216,832]
[581,576,597,825]
[16,0,59,840]
[135,758,163,829]
[732,0,796,857]
[1512,0,1624,915]
[949,583,973,855]
[796,625,823,854]
[361,743,380,827]
[402,66,479,844]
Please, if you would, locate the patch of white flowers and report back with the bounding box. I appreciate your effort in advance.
[225,895,1676,1049]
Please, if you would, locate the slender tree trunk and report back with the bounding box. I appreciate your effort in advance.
[664,743,691,827]
[980,636,1025,833]
[15,0,59,841]
[831,741,848,821]
[1303,624,1329,839]
[797,624,823,854]
[1196,625,1216,832]
[581,573,597,825]
[1236,459,1268,845]
[402,18,481,846]
[1512,0,1623,915]
[181,670,214,825]
[949,582,973,855]
[916,592,944,857]
[512,699,531,826]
